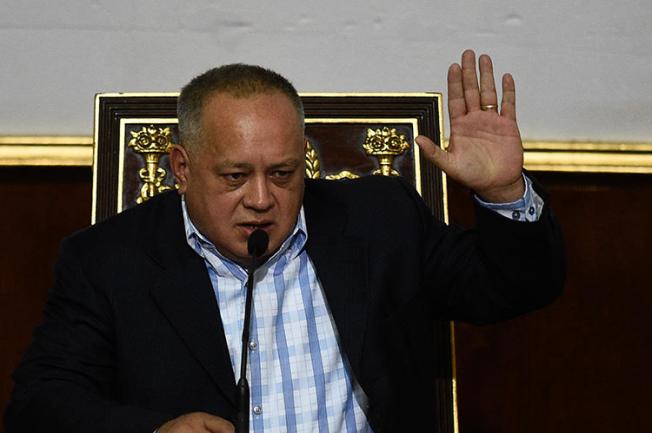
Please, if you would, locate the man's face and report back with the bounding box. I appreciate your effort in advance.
[172,91,305,265]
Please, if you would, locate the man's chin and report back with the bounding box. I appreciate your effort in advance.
[229,251,272,269]
[222,228,285,266]
[222,241,274,268]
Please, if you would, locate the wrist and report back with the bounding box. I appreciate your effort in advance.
[476,176,525,203]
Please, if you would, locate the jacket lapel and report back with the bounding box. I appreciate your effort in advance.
[304,183,369,376]
[143,193,237,407]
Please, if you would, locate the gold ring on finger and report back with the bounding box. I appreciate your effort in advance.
[481,104,498,111]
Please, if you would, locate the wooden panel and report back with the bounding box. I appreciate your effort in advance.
[0,167,92,433]
[452,172,652,433]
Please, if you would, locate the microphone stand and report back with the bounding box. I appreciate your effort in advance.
[236,230,268,433]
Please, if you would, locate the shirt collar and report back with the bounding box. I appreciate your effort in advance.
[181,195,308,269]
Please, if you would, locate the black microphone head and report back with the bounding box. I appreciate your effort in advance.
[247,229,269,258]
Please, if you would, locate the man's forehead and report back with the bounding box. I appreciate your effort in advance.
[200,91,301,132]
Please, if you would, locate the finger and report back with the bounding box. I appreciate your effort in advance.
[202,413,235,433]
[478,54,498,110]
[447,63,467,120]
[205,417,235,433]
[156,412,234,433]
[500,73,517,121]
[415,135,453,174]
[461,49,481,112]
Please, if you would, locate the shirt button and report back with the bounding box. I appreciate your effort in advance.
[248,340,258,351]
[512,210,521,220]
[528,206,535,215]
[253,405,263,415]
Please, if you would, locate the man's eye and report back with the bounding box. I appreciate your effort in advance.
[272,170,292,178]
[224,173,245,181]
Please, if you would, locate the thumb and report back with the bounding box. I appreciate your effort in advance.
[415,135,452,173]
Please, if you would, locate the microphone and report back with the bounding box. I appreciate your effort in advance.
[236,229,268,433]
[247,229,269,259]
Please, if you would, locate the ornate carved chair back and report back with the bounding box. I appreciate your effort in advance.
[92,92,455,432]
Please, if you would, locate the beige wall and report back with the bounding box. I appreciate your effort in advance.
[1,0,650,141]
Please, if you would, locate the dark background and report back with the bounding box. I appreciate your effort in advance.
[2,167,650,432]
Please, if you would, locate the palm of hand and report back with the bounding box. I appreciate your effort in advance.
[448,110,523,194]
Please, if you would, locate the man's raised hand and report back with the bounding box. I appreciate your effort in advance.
[416,49,525,203]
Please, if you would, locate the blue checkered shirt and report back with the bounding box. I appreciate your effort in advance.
[182,199,373,433]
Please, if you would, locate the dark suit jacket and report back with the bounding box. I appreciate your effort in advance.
[5,176,564,433]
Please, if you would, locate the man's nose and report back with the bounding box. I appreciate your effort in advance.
[243,176,274,211]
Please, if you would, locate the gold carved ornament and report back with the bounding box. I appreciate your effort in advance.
[324,170,360,180]
[304,140,321,179]
[128,125,176,203]
[362,126,409,176]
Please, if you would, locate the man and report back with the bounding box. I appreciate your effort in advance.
[5,50,564,433]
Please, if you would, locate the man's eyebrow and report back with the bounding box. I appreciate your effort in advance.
[216,161,253,170]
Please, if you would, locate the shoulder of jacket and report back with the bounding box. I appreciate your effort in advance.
[64,191,180,251]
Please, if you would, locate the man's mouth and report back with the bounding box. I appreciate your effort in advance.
[240,222,273,231]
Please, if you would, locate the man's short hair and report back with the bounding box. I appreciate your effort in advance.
[177,64,305,152]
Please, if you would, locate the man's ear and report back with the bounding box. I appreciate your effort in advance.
[169,144,191,194]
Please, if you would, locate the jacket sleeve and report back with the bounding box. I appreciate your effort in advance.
[405,177,566,324]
